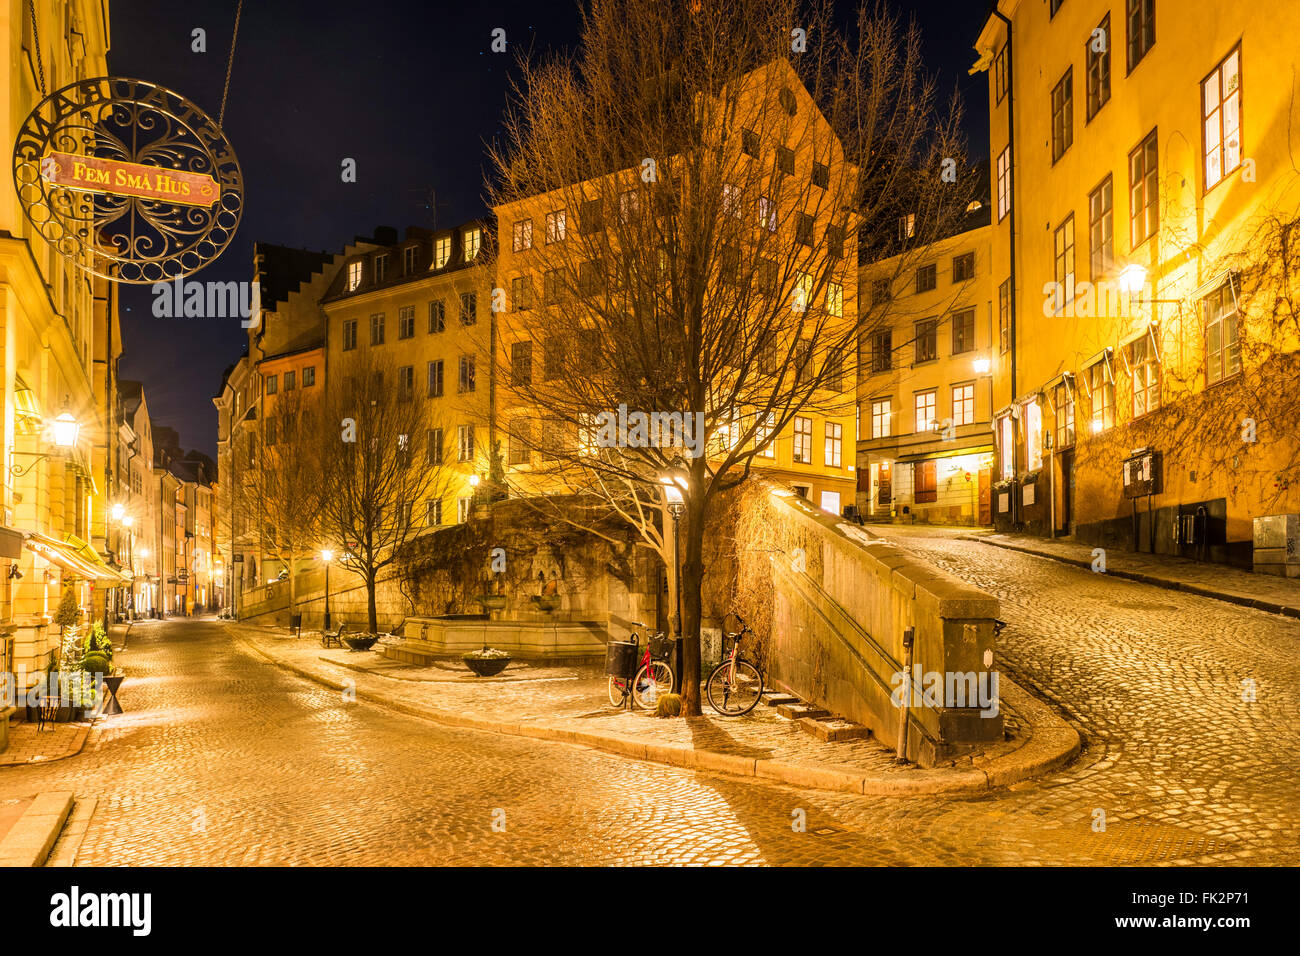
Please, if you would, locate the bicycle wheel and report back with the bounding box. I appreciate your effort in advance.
[633,661,675,709]
[607,676,630,707]
[706,659,763,715]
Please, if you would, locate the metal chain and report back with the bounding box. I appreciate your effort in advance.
[28,0,46,96]
[218,0,243,128]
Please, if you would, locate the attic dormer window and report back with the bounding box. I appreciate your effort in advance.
[404,245,418,274]
[434,235,450,269]
[374,253,388,283]
[464,227,482,261]
[347,260,363,291]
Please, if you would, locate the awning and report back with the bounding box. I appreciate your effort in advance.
[24,532,132,584]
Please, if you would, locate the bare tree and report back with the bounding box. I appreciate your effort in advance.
[316,353,457,633]
[243,385,322,618]
[489,0,976,712]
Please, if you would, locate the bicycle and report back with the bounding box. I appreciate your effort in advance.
[607,625,676,710]
[706,615,764,716]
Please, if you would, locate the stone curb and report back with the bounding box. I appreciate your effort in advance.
[235,629,1079,797]
[965,536,1300,619]
[0,791,74,867]
[0,724,91,770]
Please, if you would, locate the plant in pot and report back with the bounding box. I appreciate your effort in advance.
[462,646,511,677]
[342,632,380,651]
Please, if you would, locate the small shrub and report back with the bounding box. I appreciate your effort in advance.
[85,622,112,661]
[654,693,682,718]
[54,589,80,630]
[82,652,111,675]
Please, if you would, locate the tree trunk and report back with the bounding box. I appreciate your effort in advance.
[366,571,379,634]
[679,498,707,716]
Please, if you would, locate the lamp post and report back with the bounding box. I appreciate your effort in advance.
[321,549,334,631]
[661,474,686,676]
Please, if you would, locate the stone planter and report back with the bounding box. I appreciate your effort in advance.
[476,595,508,612]
[462,654,511,677]
[531,595,562,612]
[343,634,380,652]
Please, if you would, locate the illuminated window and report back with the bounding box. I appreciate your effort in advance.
[546,209,566,243]
[1130,334,1161,415]
[1086,360,1113,431]
[1054,381,1075,448]
[826,282,843,317]
[824,422,842,468]
[952,384,974,427]
[347,260,363,291]
[792,417,813,463]
[434,236,451,269]
[758,196,777,232]
[871,399,891,439]
[513,219,533,252]
[1025,400,1043,470]
[755,413,776,457]
[996,147,1012,221]
[463,227,481,261]
[999,415,1014,479]
[914,390,936,433]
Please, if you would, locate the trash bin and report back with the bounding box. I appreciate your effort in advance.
[605,640,638,680]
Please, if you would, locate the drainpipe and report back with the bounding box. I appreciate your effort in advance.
[896,626,915,763]
[993,5,1018,410]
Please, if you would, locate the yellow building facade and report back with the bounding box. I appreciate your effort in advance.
[975,0,1300,565]
[857,221,996,525]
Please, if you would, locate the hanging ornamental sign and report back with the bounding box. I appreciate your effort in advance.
[12,76,243,284]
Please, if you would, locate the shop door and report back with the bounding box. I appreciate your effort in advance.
[978,467,992,525]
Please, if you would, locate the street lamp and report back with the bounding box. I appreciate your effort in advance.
[321,549,334,631]
[660,474,686,660]
[11,407,81,476]
[111,502,125,521]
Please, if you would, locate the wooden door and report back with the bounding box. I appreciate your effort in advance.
[978,466,992,525]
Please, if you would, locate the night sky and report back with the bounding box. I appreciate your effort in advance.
[108,0,990,457]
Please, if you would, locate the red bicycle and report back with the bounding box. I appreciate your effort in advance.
[607,628,676,709]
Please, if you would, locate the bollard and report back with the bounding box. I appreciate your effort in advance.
[896,626,915,763]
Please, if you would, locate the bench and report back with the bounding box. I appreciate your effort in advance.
[321,624,347,649]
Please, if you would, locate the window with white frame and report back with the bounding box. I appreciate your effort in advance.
[824,422,842,468]
[1086,359,1113,431]
[758,196,777,232]
[999,415,1014,479]
[755,413,775,457]
[458,425,475,462]
[792,417,813,463]
[1089,175,1114,279]
[1051,68,1073,162]
[434,236,451,269]
[1025,400,1043,470]
[1130,334,1160,415]
[426,498,442,527]
[1202,45,1242,191]
[871,399,891,439]
[348,260,363,290]
[915,390,936,433]
[1054,381,1075,448]
[1129,129,1158,247]
[952,383,975,427]
[1203,283,1240,385]
[457,497,472,524]
[1086,14,1112,120]
[403,245,418,274]
[996,146,1012,221]
[1053,215,1075,310]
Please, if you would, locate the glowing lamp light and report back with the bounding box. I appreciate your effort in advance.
[321,549,334,563]
[51,411,80,448]
[1118,263,1148,295]
[139,547,150,559]
[1090,419,1105,435]
[469,474,481,488]
[123,515,134,528]
[111,503,125,521]
[973,358,991,374]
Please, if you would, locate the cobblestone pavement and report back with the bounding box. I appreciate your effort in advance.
[0,544,1295,866]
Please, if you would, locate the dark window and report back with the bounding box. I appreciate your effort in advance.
[953,252,975,282]
[1129,129,1158,247]
[914,319,938,363]
[460,291,477,325]
[993,46,1008,104]
[951,309,976,354]
[812,162,829,189]
[779,87,797,115]
[511,341,532,386]
[426,428,444,465]
[1086,14,1112,120]
[398,306,415,339]
[776,146,794,176]
[916,264,937,294]
[458,355,476,393]
[370,312,385,345]
[998,278,1012,353]
[428,299,445,333]
[742,128,759,157]
[509,419,532,465]
[1126,0,1155,73]
[871,331,892,372]
[871,278,891,306]
[544,338,564,380]
[1051,67,1073,162]
[511,276,533,312]
[398,365,414,402]
[342,319,357,351]
[826,225,844,259]
[795,213,814,247]
[303,366,315,387]
[427,360,444,398]
[1089,175,1114,279]
[581,198,603,233]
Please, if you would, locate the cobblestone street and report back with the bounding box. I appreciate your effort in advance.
[2,527,1297,866]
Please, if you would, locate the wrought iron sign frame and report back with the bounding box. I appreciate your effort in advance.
[12,76,243,284]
